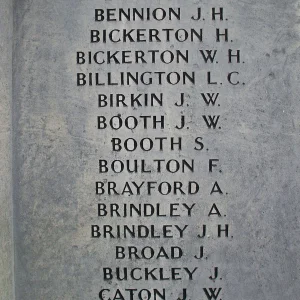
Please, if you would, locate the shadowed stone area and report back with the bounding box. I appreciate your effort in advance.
[7,0,300,299]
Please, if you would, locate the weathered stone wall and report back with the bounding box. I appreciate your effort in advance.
[0,0,13,299]
[11,1,300,299]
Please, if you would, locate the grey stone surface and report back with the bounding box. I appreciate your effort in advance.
[9,0,300,299]
[0,0,14,299]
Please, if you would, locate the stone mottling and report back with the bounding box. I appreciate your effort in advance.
[0,0,13,299]
[7,0,300,299]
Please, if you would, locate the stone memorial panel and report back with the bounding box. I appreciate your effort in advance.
[0,0,300,299]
